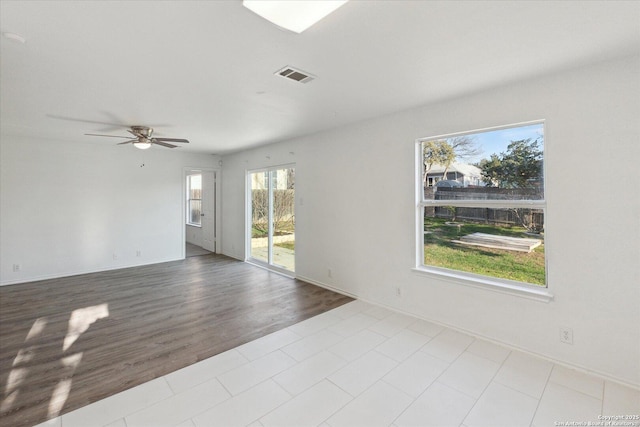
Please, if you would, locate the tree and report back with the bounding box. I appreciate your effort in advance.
[423,136,482,186]
[448,135,483,162]
[444,135,483,178]
[251,189,295,236]
[479,138,543,188]
[478,138,544,233]
[422,140,455,186]
[477,154,504,187]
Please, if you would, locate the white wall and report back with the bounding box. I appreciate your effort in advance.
[0,136,219,284]
[221,55,640,387]
[186,225,203,247]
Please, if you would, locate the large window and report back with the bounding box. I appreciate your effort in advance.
[186,174,202,226]
[416,121,546,289]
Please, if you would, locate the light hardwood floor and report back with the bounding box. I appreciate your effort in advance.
[0,254,352,427]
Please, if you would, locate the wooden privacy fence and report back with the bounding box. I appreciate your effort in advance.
[426,187,544,231]
[432,206,544,229]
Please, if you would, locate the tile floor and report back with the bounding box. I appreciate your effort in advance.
[37,300,639,427]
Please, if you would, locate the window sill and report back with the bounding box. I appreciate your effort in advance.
[411,266,554,303]
[186,224,202,228]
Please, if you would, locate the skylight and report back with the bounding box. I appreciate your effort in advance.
[243,0,348,33]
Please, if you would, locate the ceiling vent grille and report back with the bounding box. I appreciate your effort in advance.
[275,66,316,83]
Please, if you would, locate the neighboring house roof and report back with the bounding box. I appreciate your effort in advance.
[435,180,463,187]
[427,162,481,177]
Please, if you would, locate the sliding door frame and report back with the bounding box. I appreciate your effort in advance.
[246,164,295,277]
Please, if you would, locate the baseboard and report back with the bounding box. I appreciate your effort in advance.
[297,274,640,391]
[296,275,358,300]
[0,257,184,287]
[220,250,243,262]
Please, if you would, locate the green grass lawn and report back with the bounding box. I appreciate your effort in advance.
[275,241,295,251]
[424,217,546,285]
[252,223,295,238]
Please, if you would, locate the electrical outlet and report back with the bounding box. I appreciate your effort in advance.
[113,253,118,260]
[327,268,333,278]
[12,264,21,272]
[395,287,402,297]
[136,250,142,257]
[559,326,573,345]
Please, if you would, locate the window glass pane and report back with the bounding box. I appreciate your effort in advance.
[189,200,202,225]
[423,207,545,286]
[250,172,268,263]
[187,174,202,226]
[422,123,544,201]
[272,168,295,271]
[189,175,202,198]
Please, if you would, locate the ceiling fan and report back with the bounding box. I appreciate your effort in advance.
[85,126,189,149]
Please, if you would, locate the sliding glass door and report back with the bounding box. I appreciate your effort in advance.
[248,166,295,273]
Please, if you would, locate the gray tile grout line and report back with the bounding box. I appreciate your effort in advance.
[233,303,371,426]
[454,342,514,427]
[528,361,556,427]
[64,300,622,427]
[276,306,419,426]
[385,326,475,426]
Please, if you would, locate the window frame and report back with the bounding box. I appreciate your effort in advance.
[414,120,553,302]
[186,173,202,227]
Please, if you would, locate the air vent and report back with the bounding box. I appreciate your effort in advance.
[275,66,316,83]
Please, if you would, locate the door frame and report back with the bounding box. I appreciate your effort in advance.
[245,163,295,277]
[182,167,221,258]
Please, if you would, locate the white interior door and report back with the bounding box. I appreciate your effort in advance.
[201,170,216,252]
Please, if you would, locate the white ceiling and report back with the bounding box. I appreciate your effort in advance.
[1,1,639,154]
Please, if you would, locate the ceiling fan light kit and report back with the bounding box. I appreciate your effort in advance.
[75,2,348,153]
[133,141,152,150]
[85,125,189,150]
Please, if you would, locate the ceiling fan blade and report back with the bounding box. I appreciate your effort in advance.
[117,139,137,145]
[49,114,129,128]
[85,133,132,139]
[152,140,178,148]
[153,137,189,143]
